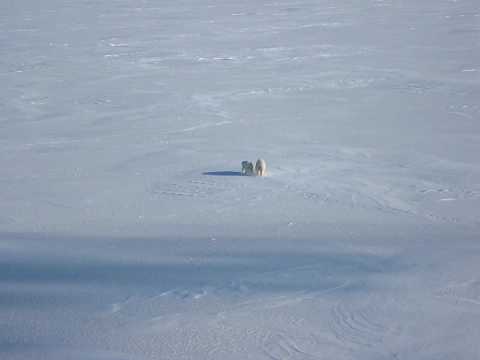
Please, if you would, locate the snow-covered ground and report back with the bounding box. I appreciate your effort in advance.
[1,0,480,359]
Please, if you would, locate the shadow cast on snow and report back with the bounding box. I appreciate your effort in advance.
[0,232,408,303]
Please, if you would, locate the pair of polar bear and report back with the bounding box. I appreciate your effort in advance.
[242,159,267,176]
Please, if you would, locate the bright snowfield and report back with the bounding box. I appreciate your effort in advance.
[1,0,480,359]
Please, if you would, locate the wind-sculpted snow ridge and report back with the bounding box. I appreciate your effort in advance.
[1,0,480,359]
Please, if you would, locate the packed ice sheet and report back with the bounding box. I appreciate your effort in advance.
[1,0,479,359]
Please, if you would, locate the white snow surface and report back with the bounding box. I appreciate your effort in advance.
[1,0,480,359]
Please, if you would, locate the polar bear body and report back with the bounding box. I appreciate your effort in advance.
[255,159,267,176]
[241,161,254,176]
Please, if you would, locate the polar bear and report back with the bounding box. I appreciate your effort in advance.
[241,161,254,176]
[255,159,267,176]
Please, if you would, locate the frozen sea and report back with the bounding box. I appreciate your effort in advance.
[1,0,480,359]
